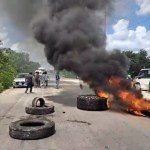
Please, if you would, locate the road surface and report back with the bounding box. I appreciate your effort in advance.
[0,78,150,150]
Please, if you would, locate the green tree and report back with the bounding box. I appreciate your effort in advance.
[60,69,77,78]
[0,50,16,92]
[124,50,150,77]
[0,45,41,92]
[11,51,41,73]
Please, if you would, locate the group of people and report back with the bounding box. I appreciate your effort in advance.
[25,71,60,94]
[34,71,48,88]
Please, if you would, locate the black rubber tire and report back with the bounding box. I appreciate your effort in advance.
[9,118,55,140]
[25,105,54,115]
[77,95,108,111]
[32,97,45,107]
[141,110,150,117]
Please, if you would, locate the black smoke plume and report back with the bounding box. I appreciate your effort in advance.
[32,0,129,94]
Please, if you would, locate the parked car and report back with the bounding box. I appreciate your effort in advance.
[13,73,28,88]
[133,68,150,91]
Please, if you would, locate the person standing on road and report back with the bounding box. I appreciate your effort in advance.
[44,72,49,87]
[34,72,40,88]
[25,72,33,93]
[56,71,60,89]
[41,72,49,87]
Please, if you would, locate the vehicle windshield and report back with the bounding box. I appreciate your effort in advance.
[138,70,150,78]
[16,74,27,78]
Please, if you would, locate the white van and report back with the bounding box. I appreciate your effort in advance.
[35,70,43,76]
[35,68,46,76]
[133,68,150,91]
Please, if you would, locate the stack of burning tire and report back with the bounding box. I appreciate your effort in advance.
[77,95,108,111]
[9,97,55,140]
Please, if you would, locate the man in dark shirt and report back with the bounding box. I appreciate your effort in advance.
[25,72,33,93]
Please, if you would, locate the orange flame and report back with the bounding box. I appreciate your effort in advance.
[118,90,150,111]
[109,77,150,115]
[127,108,145,117]
[87,76,150,116]
[97,91,111,108]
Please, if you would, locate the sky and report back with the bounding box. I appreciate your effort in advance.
[0,0,150,68]
[107,0,150,52]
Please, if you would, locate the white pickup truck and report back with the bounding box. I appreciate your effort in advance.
[133,68,150,91]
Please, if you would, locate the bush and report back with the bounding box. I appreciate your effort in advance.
[60,70,77,78]
[0,83,4,93]
[0,51,16,92]
[0,67,16,89]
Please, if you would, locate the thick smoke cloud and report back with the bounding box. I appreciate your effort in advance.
[32,0,129,93]
[0,0,43,34]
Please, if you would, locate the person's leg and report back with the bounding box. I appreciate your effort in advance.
[43,79,45,87]
[46,80,48,87]
[56,80,59,89]
[43,80,45,87]
[39,79,41,88]
[35,80,38,87]
[30,84,33,93]
[56,80,58,89]
[41,79,42,87]
[38,79,40,88]
[58,79,60,88]
[25,84,29,93]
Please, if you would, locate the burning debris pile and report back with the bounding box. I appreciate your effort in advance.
[98,77,150,116]
[31,0,150,116]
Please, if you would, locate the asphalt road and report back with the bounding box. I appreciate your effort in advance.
[0,78,150,150]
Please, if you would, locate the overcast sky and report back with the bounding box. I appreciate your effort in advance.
[0,0,150,68]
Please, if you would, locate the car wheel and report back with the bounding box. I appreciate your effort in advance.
[134,83,141,91]
[77,95,108,111]
[9,118,55,140]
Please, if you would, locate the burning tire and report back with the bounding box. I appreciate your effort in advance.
[25,104,54,115]
[141,110,150,117]
[77,95,108,111]
[9,119,55,140]
[32,97,45,107]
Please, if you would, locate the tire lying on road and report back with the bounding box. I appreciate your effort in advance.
[77,95,108,111]
[9,119,55,140]
[141,110,150,117]
[32,97,45,107]
[25,104,55,115]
